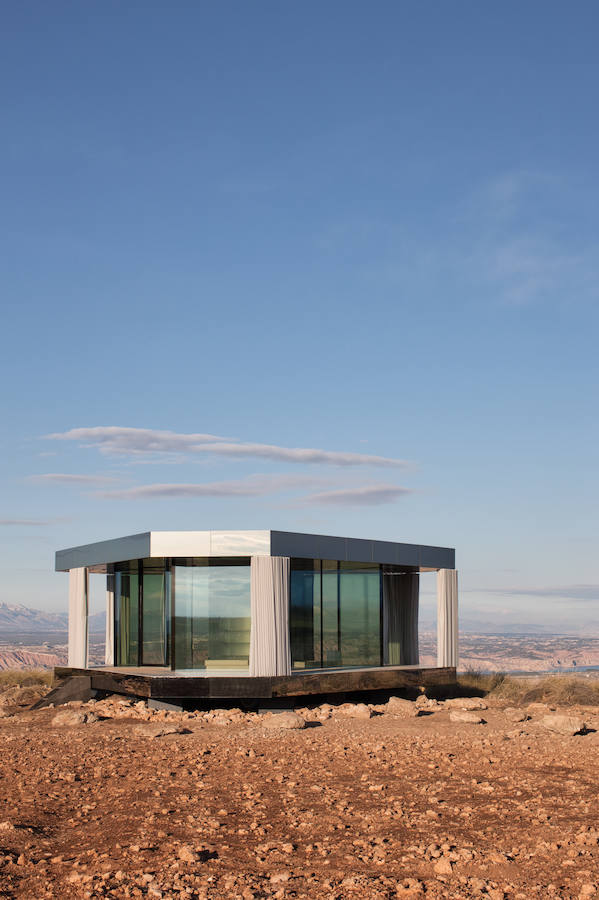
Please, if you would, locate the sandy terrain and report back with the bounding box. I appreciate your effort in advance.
[0,690,598,899]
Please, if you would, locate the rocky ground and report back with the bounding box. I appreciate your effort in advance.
[0,687,598,899]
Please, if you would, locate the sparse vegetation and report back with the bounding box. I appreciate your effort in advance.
[458,671,599,706]
[0,669,53,691]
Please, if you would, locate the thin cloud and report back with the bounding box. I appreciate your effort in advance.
[467,584,599,602]
[29,473,119,485]
[98,473,324,501]
[0,518,51,526]
[302,485,413,506]
[45,426,409,468]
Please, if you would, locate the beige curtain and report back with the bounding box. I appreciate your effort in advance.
[383,572,419,665]
[68,567,89,668]
[437,568,458,667]
[249,556,291,676]
[105,573,115,666]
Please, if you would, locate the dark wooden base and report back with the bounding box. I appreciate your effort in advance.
[49,665,456,707]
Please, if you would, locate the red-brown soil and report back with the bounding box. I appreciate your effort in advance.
[0,695,598,899]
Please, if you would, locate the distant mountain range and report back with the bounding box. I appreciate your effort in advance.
[0,603,104,633]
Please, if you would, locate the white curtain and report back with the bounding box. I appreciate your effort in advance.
[383,572,419,665]
[68,567,89,668]
[437,568,458,667]
[105,573,115,666]
[249,556,291,676]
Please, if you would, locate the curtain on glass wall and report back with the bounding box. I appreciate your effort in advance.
[290,559,381,669]
[114,563,139,666]
[173,559,251,670]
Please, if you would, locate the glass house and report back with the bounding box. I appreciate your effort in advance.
[56,530,458,676]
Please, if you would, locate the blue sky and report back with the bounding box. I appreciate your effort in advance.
[1,1,598,631]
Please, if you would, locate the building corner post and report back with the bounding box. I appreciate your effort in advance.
[68,567,89,668]
[437,568,458,668]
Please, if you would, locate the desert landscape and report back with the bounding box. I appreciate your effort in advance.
[0,673,598,899]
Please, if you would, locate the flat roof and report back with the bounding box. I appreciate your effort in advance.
[55,530,455,572]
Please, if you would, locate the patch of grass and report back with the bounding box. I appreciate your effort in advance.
[0,669,53,691]
[457,671,599,707]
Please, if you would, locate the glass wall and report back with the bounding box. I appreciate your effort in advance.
[173,558,251,670]
[113,560,169,667]
[114,562,139,666]
[290,559,382,669]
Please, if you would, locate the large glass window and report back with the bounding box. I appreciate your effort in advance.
[114,563,139,666]
[141,560,169,666]
[173,558,250,670]
[289,560,322,669]
[290,559,382,669]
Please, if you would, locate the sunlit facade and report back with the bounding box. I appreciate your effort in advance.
[56,530,458,675]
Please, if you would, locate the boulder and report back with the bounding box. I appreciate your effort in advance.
[262,711,306,730]
[386,697,419,717]
[139,724,190,738]
[540,714,587,736]
[449,710,485,724]
[339,703,372,720]
[504,707,529,723]
[445,697,488,710]
[52,709,97,726]
[0,685,48,709]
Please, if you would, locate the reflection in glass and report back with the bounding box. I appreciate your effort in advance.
[322,560,341,666]
[142,560,168,666]
[174,559,250,670]
[290,560,321,669]
[115,563,139,666]
[290,559,382,669]
[339,563,380,666]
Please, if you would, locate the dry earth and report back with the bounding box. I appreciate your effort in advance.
[0,689,598,899]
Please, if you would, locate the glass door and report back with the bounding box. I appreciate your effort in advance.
[141,560,169,666]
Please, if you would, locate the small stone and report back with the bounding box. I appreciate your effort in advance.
[433,857,453,875]
[177,844,197,863]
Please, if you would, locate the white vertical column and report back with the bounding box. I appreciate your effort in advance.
[105,573,115,666]
[68,567,89,668]
[437,568,458,668]
[249,556,291,677]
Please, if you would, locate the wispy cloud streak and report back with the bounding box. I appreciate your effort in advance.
[467,584,599,602]
[0,519,51,526]
[29,473,119,485]
[302,485,413,506]
[99,474,324,500]
[45,426,409,468]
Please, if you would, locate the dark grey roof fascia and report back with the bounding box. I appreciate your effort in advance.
[270,531,455,569]
[55,532,151,572]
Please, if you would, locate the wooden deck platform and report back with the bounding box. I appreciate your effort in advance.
[51,664,456,705]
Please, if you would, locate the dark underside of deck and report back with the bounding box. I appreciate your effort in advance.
[49,665,456,708]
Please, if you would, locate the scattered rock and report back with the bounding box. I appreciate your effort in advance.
[386,697,419,717]
[139,724,191,738]
[339,703,372,720]
[445,697,488,710]
[540,714,587,736]
[52,709,97,726]
[433,856,453,875]
[262,711,306,730]
[449,710,486,724]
